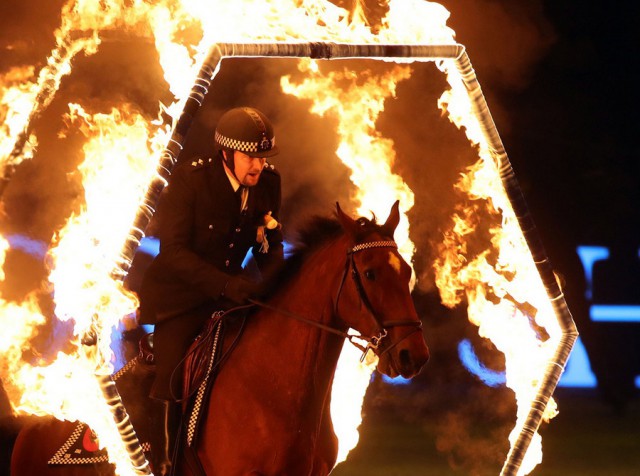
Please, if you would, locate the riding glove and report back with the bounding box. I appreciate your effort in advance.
[222,276,263,304]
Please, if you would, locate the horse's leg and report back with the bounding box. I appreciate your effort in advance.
[310,394,338,476]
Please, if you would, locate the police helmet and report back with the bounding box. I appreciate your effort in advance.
[214,107,278,158]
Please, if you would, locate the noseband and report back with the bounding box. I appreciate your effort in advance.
[334,240,423,361]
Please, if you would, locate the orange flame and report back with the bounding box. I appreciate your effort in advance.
[0,67,40,169]
[1,102,165,475]
[434,61,562,474]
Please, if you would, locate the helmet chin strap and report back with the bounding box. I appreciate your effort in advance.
[222,150,242,184]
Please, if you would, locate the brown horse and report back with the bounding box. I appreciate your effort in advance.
[11,201,429,476]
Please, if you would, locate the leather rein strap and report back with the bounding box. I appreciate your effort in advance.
[250,239,423,359]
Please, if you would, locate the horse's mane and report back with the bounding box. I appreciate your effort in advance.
[271,212,383,289]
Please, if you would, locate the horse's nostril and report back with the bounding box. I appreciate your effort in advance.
[399,349,411,369]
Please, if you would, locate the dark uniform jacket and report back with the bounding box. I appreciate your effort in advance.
[138,156,283,324]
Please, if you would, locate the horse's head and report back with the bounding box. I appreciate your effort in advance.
[334,201,429,379]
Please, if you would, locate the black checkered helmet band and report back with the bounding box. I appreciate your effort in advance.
[214,107,279,158]
[215,130,276,155]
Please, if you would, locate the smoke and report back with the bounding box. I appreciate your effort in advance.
[0,0,66,69]
[444,1,555,88]
[434,385,515,475]
[430,326,515,475]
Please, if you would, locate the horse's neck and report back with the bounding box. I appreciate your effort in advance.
[279,236,348,325]
[249,238,348,402]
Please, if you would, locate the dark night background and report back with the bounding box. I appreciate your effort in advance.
[1,1,639,475]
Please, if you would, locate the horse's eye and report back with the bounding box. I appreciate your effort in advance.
[364,269,376,281]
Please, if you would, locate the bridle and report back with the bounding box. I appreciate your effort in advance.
[250,239,423,362]
[334,240,423,360]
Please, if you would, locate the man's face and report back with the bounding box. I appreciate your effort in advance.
[231,150,266,187]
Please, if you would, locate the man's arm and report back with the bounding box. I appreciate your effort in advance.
[156,165,234,298]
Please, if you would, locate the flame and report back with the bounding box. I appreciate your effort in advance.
[330,343,378,464]
[433,61,562,474]
[48,103,165,363]
[0,0,562,474]
[1,102,165,475]
[282,60,415,262]
[0,67,40,170]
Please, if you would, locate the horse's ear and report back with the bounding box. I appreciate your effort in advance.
[381,200,401,238]
[336,202,359,238]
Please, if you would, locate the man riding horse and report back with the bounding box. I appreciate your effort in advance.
[138,107,285,475]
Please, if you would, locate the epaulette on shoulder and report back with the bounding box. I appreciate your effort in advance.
[188,156,214,171]
[262,162,279,176]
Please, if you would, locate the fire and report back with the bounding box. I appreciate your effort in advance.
[0,67,40,171]
[281,60,415,263]
[434,62,563,474]
[0,0,566,474]
[1,102,165,475]
[48,104,165,363]
[330,343,378,463]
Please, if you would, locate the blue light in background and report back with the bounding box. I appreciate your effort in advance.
[557,337,597,388]
[6,234,48,259]
[457,339,506,387]
[590,305,640,323]
[5,234,162,260]
[4,235,638,389]
[577,245,640,323]
[126,236,293,260]
[138,236,160,256]
[576,245,609,300]
[381,374,411,385]
[457,336,599,388]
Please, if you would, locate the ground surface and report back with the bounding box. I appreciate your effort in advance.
[2,388,639,476]
[332,388,640,476]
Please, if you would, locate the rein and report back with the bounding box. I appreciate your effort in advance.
[250,238,423,361]
[248,299,370,353]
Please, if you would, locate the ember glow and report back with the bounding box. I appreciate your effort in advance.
[0,0,570,475]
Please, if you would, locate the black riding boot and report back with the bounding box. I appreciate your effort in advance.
[151,400,180,476]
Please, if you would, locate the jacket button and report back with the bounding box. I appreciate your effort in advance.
[229,243,234,249]
[235,227,241,233]
[225,260,230,267]
[208,224,213,230]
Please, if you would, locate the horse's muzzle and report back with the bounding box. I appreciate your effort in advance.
[380,331,430,379]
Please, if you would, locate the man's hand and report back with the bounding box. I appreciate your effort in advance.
[222,277,263,305]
